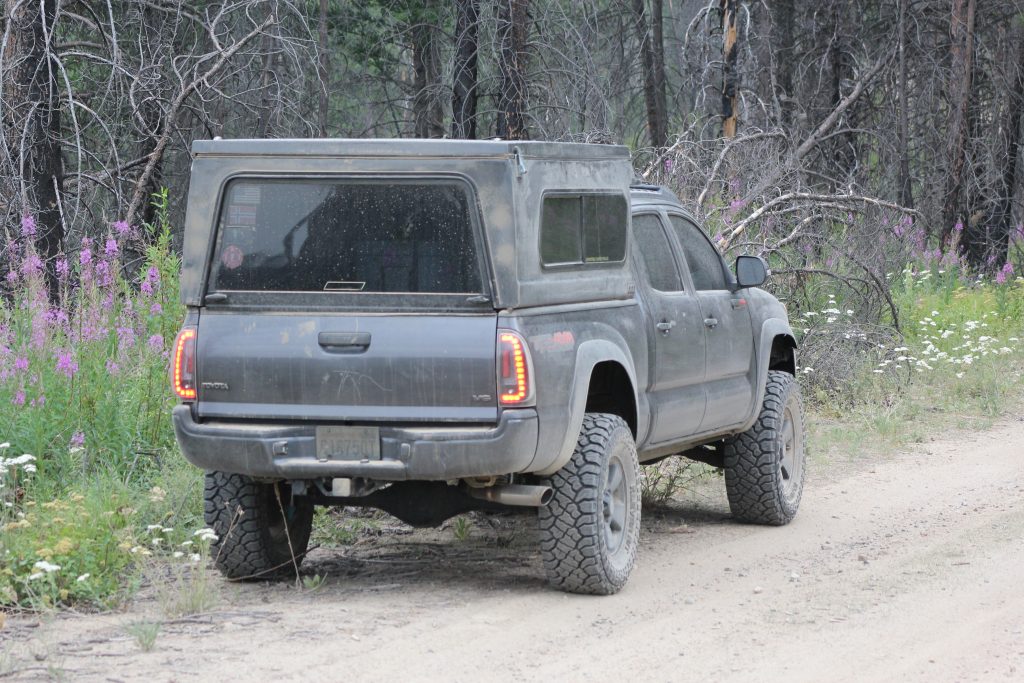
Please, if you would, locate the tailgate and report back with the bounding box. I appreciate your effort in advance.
[196,312,498,423]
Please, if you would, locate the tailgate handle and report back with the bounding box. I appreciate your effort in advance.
[318,332,371,352]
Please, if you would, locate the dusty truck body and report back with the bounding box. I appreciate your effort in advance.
[172,139,804,594]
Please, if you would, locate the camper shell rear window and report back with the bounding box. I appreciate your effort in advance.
[208,177,484,295]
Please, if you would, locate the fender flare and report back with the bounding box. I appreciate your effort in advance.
[739,318,798,432]
[534,339,641,476]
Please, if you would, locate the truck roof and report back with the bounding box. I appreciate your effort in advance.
[191,138,631,162]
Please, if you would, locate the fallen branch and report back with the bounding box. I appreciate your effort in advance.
[720,192,920,249]
[125,15,275,226]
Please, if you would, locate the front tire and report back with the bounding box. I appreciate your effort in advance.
[204,471,314,580]
[723,370,806,525]
[539,413,641,595]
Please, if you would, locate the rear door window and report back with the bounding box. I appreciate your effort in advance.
[632,214,683,292]
[668,215,728,291]
[209,179,483,294]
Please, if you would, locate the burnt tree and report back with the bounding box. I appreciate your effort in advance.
[3,0,64,264]
[941,0,978,247]
[496,0,529,140]
[633,0,668,147]
[451,0,479,139]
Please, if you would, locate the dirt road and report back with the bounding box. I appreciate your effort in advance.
[4,417,1024,682]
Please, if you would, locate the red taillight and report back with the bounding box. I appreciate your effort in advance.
[171,327,197,401]
[497,330,532,406]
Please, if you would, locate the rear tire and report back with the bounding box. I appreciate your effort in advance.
[204,471,314,580]
[722,370,806,525]
[539,413,641,595]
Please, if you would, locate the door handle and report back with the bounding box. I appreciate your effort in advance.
[703,317,719,329]
[656,320,676,333]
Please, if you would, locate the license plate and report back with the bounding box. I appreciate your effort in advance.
[315,426,380,461]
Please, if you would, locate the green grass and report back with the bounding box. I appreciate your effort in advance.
[808,271,1024,462]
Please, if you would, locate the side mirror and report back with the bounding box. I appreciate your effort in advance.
[735,255,768,288]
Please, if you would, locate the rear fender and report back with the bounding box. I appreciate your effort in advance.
[534,340,640,476]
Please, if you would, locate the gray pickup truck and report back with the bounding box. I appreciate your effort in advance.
[171,139,804,595]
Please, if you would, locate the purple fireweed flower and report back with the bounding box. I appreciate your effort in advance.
[147,334,163,352]
[116,325,135,350]
[30,319,47,350]
[21,215,36,238]
[14,356,28,372]
[30,394,45,408]
[55,350,79,378]
[5,270,18,285]
[95,260,111,288]
[149,302,163,315]
[105,359,120,375]
[140,280,153,296]
[104,238,118,257]
[45,308,69,329]
[953,221,964,234]
[55,258,70,280]
[70,431,85,448]
[146,266,160,285]
[80,246,92,266]
[663,158,674,173]
[12,390,25,406]
[21,253,43,276]
[995,262,1014,285]
[113,220,130,235]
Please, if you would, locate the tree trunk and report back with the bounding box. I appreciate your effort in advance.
[412,20,444,139]
[137,5,166,228]
[496,0,529,140]
[632,0,667,147]
[772,0,795,125]
[719,0,739,138]
[318,0,329,137]
[255,3,281,139]
[3,0,63,266]
[975,21,1023,269]
[451,0,479,139]
[897,0,913,208]
[940,0,977,247]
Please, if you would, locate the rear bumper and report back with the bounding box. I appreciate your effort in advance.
[172,405,538,481]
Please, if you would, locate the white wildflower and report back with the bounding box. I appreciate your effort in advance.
[172,551,184,559]
[76,573,90,582]
[32,560,61,574]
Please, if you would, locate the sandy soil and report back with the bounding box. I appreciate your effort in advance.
[3,416,1024,682]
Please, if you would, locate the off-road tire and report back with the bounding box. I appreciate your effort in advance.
[539,413,641,595]
[204,471,314,580]
[723,370,806,525]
